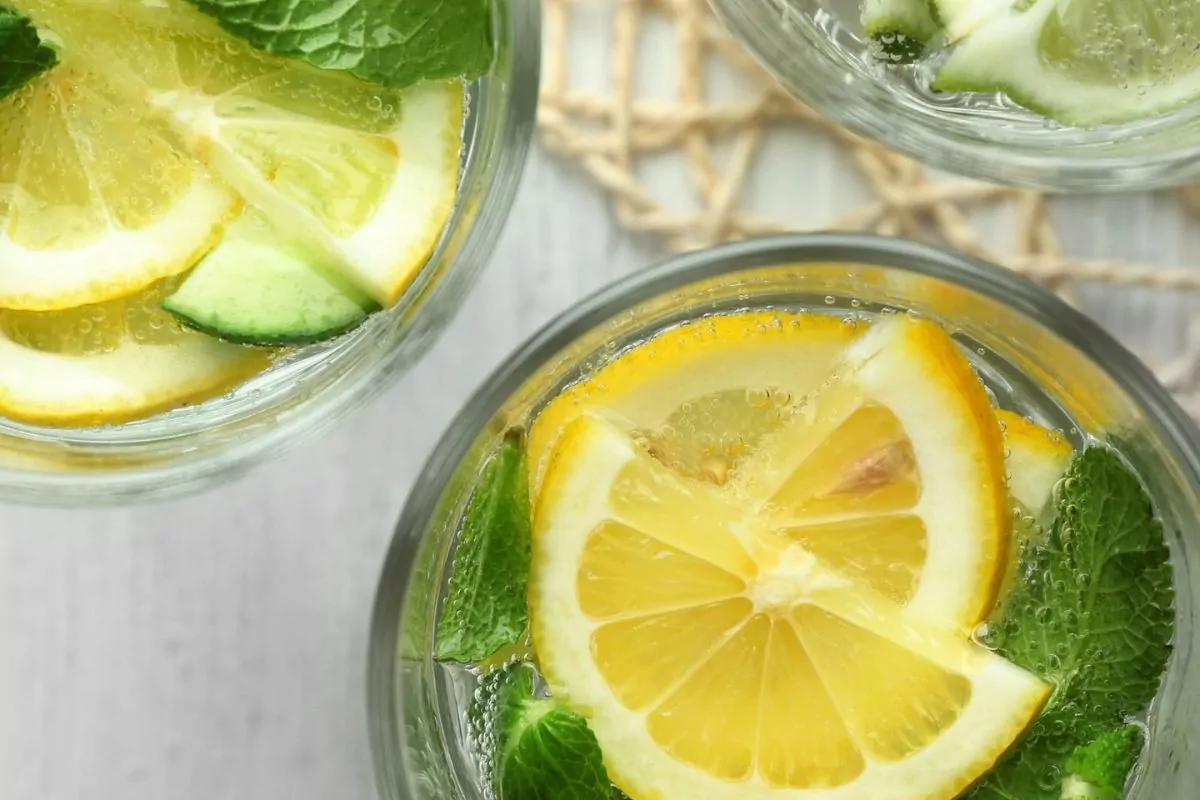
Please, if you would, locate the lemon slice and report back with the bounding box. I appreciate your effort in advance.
[528,311,862,495]
[0,278,269,426]
[33,3,463,306]
[0,64,237,310]
[729,317,1008,628]
[997,409,1072,514]
[530,414,1050,800]
[530,313,1008,630]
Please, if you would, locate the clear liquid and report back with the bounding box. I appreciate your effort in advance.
[426,301,1166,799]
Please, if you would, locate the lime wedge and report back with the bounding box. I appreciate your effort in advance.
[933,0,1200,125]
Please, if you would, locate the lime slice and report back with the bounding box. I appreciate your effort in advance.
[933,0,1200,125]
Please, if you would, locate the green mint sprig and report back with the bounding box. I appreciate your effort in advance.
[181,0,494,88]
[434,430,531,664]
[968,446,1174,799]
[0,6,58,103]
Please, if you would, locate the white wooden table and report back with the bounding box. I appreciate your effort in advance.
[1,145,1199,799]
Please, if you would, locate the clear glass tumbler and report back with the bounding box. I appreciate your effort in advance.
[707,0,1200,190]
[368,233,1200,800]
[0,0,540,506]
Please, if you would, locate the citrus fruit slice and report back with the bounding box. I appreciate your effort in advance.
[0,277,269,426]
[931,0,1200,126]
[0,61,237,310]
[530,313,1008,631]
[528,311,863,496]
[530,414,1050,800]
[32,2,464,306]
[997,409,1072,514]
[729,316,1009,628]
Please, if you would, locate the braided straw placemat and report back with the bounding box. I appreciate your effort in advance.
[538,0,1200,417]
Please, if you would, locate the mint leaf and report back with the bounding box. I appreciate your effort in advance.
[434,430,531,664]
[0,6,58,103]
[181,0,493,88]
[1062,725,1143,800]
[475,663,611,800]
[968,447,1174,800]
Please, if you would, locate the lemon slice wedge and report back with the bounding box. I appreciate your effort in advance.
[729,316,1008,629]
[530,414,1050,800]
[0,66,237,310]
[0,278,268,426]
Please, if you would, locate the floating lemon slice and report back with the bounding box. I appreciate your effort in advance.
[0,278,269,426]
[728,317,1010,628]
[528,311,861,496]
[530,414,1050,800]
[30,2,463,307]
[0,65,237,310]
[531,313,1009,630]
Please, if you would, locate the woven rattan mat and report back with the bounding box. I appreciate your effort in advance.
[538,0,1200,418]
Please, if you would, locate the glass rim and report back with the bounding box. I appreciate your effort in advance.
[0,0,542,507]
[708,0,1200,190]
[367,231,1200,798]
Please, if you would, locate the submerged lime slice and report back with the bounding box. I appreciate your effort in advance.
[932,0,1200,126]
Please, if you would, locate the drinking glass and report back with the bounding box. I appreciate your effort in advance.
[368,233,1200,800]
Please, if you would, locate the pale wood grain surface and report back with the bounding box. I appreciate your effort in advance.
[0,146,1195,800]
